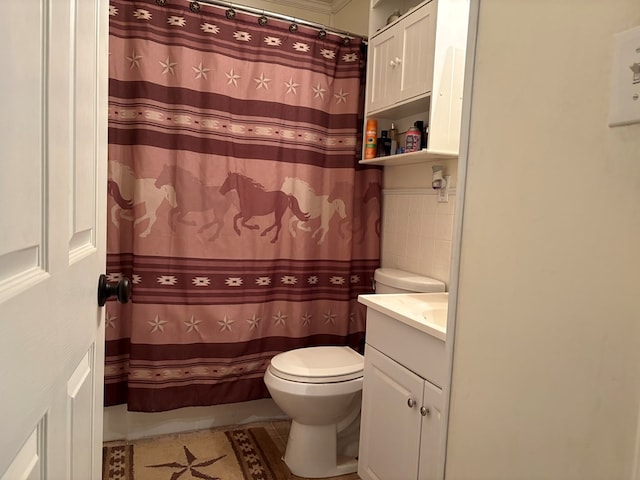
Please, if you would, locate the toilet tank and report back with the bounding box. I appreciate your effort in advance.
[374,268,445,294]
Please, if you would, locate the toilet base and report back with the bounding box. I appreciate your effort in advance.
[283,421,358,478]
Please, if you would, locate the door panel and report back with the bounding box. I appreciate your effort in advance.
[400,3,436,102]
[367,28,399,113]
[0,0,108,478]
[358,345,423,480]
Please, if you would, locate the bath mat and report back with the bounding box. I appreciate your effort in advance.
[102,427,290,480]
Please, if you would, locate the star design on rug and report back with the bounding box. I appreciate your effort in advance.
[146,445,226,479]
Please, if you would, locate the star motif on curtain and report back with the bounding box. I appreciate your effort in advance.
[201,23,220,34]
[192,276,211,287]
[157,275,178,285]
[167,16,186,27]
[184,316,202,333]
[146,445,226,480]
[224,277,242,287]
[133,9,152,20]
[149,315,168,333]
[225,68,240,87]
[254,73,271,90]
[273,312,287,326]
[126,51,142,70]
[301,313,312,326]
[132,274,142,284]
[350,275,360,283]
[193,62,210,79]
[255,276,271,286]
[320,49,336,59]
[334,88,349,104]
[160,57,177,75]
[312,84,326,100]
[264,36,282,46]
[281,275,297,285]
[247,314,261,330]
[109,5,118,16]
[284,78,300,95]
[342,52,358,63]
[233,31,252,42]
[218,315,234,332]
[292,42,310,52]
[330,276,346,285]
[106,313,117,329]
[106,272,123,282]
[307,275,319,285]
[323,310,336,325]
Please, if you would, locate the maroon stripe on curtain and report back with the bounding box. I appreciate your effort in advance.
[104,332,365,411]
[109,127,357,168]
[109,80,360,128]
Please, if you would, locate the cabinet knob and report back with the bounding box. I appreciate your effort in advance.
[420,406,431,416]
[407,397,416,408]
[390,59,397,68]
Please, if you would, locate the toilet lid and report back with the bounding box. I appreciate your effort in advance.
[269,346,364,383]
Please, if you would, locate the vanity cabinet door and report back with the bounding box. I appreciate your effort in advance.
[358,345,423,480]
[418,379,445,480]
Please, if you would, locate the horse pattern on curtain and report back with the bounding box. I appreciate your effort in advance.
[106,0,381,411]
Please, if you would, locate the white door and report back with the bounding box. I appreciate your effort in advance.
[0,0,108,479]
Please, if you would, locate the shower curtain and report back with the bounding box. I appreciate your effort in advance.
[105,0,381,412]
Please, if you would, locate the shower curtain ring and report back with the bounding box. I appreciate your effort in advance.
[155,0,167,6]
[342,36,351,46]
[318,29,327,39]
[258,15,268,26]
[289,23,298,33]
[189,1,200,12]
[226,8,236,19]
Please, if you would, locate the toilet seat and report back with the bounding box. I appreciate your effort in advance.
[269,346,363,384]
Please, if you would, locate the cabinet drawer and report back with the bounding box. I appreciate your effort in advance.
[365,308,446,387]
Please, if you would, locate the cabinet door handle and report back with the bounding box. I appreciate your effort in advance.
[420,406,431,416]
[389,57,402,68]
[407,397,416,408]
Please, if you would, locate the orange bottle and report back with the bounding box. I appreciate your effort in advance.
[364,119,378,159]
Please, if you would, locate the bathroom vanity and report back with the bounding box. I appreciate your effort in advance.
[357,293,448,480]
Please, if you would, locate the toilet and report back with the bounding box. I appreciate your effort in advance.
[263,268,445,478]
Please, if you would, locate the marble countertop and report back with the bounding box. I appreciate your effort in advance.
[358,292,449,341]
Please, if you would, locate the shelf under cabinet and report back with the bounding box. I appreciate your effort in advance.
[359,149,457,166]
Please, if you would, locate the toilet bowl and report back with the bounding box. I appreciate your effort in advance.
[264,268,445,478]
[263,346,364,478]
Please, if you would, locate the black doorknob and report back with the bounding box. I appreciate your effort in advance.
[97,274,131,306]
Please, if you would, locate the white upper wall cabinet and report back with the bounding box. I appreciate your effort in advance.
[367,3,435,113]
[362,0,470,165]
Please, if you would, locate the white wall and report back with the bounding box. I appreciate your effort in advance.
[381,162,458,286]
[446,1,640,479]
